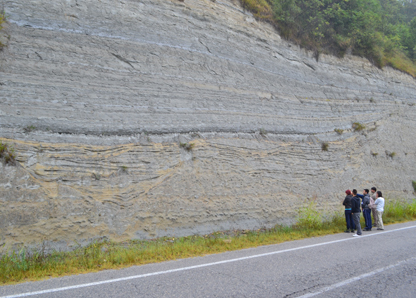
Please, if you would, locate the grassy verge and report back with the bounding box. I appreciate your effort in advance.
[1,199,415,285]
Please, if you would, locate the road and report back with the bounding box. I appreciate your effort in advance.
[1,221,416,298]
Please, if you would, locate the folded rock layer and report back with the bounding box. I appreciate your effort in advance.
[0,0,415,250]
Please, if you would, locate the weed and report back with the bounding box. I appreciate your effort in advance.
[383,199,416,224]
[334,128,343,135]
[369,98,375,103]
[371,151,378,157]
[0,141,17,165]
[23,126,36,133]
[297,201,323,229]
[0,10,6,49]
[120,166,128,173]
[179,142,195,151]
[92,173,101,180]
[386,151,396,158]
[321,142,329,151]
[412,181,416,193]
[259,128,267,136]
[352,122,365,132]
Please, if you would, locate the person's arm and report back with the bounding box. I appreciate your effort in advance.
[356,194,364,199]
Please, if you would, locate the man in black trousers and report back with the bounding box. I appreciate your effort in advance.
[351,189,362,237]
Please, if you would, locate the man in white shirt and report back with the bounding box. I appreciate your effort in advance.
[374,191,385,230]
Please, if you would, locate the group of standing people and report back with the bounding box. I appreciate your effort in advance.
[343,187,385,237]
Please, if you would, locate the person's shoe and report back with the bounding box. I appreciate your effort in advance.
[352,234,360,237]
[377,228,384,230]
[363,229,369,231]
[344,230,350,233]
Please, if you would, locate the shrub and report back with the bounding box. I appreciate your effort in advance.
[334,128,343,135]
[179,142,195,151]
[412,181,416,193]
[240,0,273,22]
[387,151,396,158]
[92,173,101,180]
[0,141,17,165]
[0,11,6,49]
[321,142,329,151]
[352,122,365,132]
[259,128,267,136]
[23,126,36,133]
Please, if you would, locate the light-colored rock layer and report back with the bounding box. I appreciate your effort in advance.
[0,0,415,250]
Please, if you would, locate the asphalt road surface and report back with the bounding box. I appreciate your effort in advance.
[1,221,416,298]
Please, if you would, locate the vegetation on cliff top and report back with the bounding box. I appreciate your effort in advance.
[240,0,416,77]
[1,199,416,285]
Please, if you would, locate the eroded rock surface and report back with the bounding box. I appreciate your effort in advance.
[0,0,415,250]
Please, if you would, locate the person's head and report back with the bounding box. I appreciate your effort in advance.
[371,187,376,193]
[352,189,357,195]
[377,191,382,198]
[364,189,369,195]
[345,190,351,196]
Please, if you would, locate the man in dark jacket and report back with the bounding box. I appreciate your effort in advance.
[343,190,355,232]
[351,189,362,236]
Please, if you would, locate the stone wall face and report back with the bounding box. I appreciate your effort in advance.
[1,0,415,250]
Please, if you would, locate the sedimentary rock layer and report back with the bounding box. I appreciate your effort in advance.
[0,0,415,250]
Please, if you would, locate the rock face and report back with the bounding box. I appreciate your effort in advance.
[1,0,415,250]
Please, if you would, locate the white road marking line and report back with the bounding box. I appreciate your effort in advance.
[1,225,416,298]
[297,257,416,298]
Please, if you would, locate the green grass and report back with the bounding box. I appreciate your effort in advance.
[1,199,415,285]
[384,51,416,78]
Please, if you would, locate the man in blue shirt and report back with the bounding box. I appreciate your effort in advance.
[357,189,372,231]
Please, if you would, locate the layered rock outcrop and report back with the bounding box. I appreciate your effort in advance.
[1,0,415,250]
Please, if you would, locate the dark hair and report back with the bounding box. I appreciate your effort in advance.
[364,189,369,194]
[377,191,382,197]
[371,187,377,191]
[352,189,357,195]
